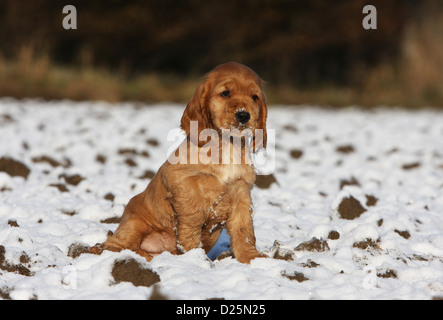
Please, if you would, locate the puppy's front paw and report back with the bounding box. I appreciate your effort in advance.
[89,243,104,255]
[236,251,267,264]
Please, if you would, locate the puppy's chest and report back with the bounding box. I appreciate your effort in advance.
[203,185,232,228]
[215,163,254,185]
[203,164,253,223]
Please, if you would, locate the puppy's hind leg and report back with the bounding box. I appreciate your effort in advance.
[91,217,154,262]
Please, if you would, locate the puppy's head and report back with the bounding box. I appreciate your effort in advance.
[181,62,267,150]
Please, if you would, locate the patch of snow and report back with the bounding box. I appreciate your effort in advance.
[1,99,443,299]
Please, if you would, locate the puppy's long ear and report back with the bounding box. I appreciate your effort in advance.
[180,78,212,142]
[253,90,268,151]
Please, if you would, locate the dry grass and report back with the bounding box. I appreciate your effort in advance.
[1,3,442,108]
[0,47,199,103]
[399,2,443,107]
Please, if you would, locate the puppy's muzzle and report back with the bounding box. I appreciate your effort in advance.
[235,111,251,124]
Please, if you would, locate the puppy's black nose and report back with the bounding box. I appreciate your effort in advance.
[235,111,250,124]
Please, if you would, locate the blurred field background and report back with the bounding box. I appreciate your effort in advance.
[0,0,442,107]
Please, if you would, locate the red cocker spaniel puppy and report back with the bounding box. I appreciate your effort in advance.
[94,62,268,263]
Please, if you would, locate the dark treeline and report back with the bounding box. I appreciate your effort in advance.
[0,0,420,87]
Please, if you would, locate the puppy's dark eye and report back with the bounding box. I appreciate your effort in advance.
[220,90,230,98]
[252,95,259,102]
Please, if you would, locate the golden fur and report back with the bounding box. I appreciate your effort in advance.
[92,62,268,263]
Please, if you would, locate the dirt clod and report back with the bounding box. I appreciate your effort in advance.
[149,284,168,300]
[32,155,61,167]
[100,216,121,224]
[138,170,155,180]
[295,237,329,252]
[146,139,160,147]
[0,245,33,277]
[111,257,160,287]
[300,259,320,268]
[282,271,309,282]
[353,238,380,250]
[104,193,115,201]
[402,162,421,170]
[366,195,378,207]
[125,158,137,167]
[289,149,303,159]
[68,242,92,259]
[394,229,411,239]
[59,174,85,186]
[255,174,278,189]
[273,248,294,261]
[338,196,367,220]
[8,219,19,227]
[327,230,340,240]
[118,148,149,158]
[377,269,398,279]
[339,177,360,190]
[96,154,107,164]
[49,183,69,192]
[0,286,12,300]
[336,145,355,154]
[0,157,30,179]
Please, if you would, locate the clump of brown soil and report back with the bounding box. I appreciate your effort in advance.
[300,259,320,268]
[402,162,421,170]
[0,286,12,300]
[61,209,76,216]
[111,257,160,287]
[272,240,294,261]
[8,219,19,227]
[281,271,309,283]
[96,154,107,164]
[377,269,398,279]
[0,245,33,277]
[67,242,92,259]
[100,216,121,224]
[394,230,411,239]
[149,284,169,300]
[146,138,160,147]
[125,158,137,167]
[0,157,30,179]
[273,249,294,261]
[118,148,150,158]
[32,155,61,167]
[272,241,294,261]
[283,124,298,133]
[339,177,360,190]
[59,173,85,186]
[138,170,155,180]
[49,183,69,192]
[289,149,303,159]
[1,113,14,123]
[255,174,278,189]
[365,195,378,207]
[338,196,367,220]
[327,230,340,240]
[295,237,330,252]
[352,238,380,250]
[336,145,355,154]
[104,193,115,202]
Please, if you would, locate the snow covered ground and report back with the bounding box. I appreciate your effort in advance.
[1,98,443,300]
